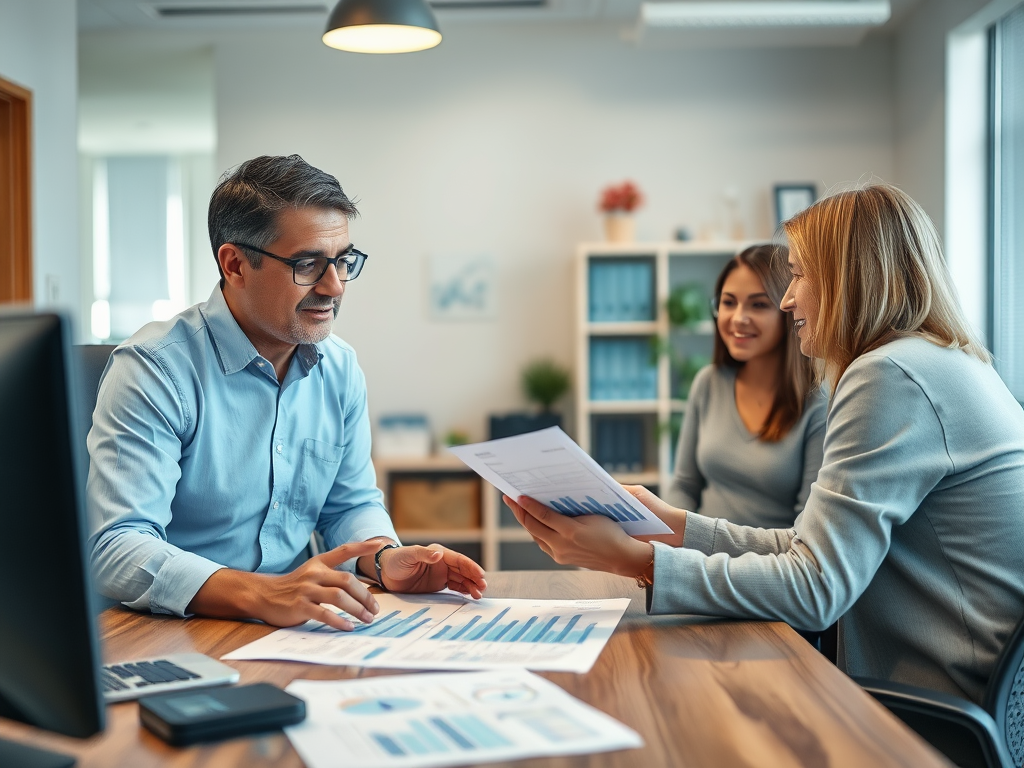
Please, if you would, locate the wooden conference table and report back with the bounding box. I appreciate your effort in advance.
[0,571,949,767]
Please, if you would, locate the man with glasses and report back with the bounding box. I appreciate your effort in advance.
[88,155,486,631]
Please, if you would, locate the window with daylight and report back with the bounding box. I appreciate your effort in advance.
[990,4,1024,402]
[90,155,187,342]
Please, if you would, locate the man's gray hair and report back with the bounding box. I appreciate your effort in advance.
[208,154,358,279]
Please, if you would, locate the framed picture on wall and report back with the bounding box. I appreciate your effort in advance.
[773,183,817,226]
[428,253,496,320]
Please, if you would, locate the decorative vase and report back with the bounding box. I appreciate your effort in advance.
[603,213,635,243]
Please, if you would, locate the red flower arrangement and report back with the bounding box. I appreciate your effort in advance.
[599,181,644,213]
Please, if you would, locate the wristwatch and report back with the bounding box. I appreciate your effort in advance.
[374,543,401,590]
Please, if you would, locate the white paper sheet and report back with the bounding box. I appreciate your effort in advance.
[285,669,642,768]
[447,426,672,535]
[223,592,630,674]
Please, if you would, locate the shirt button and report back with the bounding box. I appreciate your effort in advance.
[273,501,280,510]
[276,445,283,453]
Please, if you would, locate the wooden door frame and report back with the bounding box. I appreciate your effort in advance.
[0,74,32,304]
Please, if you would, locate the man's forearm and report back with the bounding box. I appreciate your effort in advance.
[185,568,265,619]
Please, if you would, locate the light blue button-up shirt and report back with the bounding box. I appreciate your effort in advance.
[87,286,398,616]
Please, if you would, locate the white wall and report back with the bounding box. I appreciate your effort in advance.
[210,23,895,441]
[0,0,79,324]
[892,0,991,236]
[81,23,896,441]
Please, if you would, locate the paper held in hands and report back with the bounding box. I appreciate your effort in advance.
[448,426,671,536]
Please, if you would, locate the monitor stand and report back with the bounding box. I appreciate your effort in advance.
[0,737,75,768]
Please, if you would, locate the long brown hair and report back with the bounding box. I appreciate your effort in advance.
[712,243,814,442]
[782,183,990,396]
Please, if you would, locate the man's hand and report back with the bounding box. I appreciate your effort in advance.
[503,495,652,578]
[377,544,487,599]
[187,539,382,630]
[622,484,687,548]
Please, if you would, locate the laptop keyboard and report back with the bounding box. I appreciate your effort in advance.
[101,659,201,692]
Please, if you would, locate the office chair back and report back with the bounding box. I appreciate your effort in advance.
[73,345,117,446]
[73,345,119,613]
[983,612,1024,767]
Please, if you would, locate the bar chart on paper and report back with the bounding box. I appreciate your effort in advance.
[223,593,630,674]
[546,495,645,523]
[448,427,672,536]
[222,595,461,667]
[391,598,629,673]
[429,607,602,645]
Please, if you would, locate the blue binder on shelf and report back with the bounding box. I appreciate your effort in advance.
[588,260,654,323]
[590,337,657,401]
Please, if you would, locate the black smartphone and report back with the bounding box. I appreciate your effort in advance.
[139,682,305,746]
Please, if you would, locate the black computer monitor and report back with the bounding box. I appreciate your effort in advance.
[0,312,105,767]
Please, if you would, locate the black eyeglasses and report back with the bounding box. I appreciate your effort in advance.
[232,242,368,286]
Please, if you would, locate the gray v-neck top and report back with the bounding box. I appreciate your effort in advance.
[666,364,828,528]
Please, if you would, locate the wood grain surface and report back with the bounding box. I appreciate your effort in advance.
[0,571,951,767]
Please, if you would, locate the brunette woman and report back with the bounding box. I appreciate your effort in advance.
[667,244,826,528]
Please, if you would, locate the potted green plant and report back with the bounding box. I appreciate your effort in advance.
[522,359,571,413]
[666,283,711,330]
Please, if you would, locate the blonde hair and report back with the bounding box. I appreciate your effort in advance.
[782,183,990,395]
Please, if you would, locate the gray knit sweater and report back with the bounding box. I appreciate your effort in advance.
[666,365,827,528]
[649,337,1024,702]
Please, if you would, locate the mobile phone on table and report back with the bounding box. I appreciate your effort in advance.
[139,682,305,746]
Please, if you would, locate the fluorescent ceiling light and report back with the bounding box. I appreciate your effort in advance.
[640,1,891,28]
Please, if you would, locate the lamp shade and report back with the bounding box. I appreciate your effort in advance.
[323,0,442,54]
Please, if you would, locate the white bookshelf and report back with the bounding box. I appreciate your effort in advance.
[575,241,746,492]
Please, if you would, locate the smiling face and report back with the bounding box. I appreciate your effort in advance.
[780,246,820,358]
[220,205,351,368]
[715,263,785,364]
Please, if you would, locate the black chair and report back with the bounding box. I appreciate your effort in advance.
[73,344,117,446]
[856,615,1024,768]
[74,344,119,611]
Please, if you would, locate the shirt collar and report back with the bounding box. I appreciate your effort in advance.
[200,285,324,377]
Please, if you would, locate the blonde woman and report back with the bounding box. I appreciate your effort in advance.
[507,183,1024,702]
[667,243,826,529]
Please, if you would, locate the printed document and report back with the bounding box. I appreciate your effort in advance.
[223,591,630,674]
[285,669,642,768]
[448,426,672,535]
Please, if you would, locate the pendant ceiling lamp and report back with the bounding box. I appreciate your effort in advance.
[323,0,442,54]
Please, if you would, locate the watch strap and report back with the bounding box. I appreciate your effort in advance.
[374,543,400,589]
